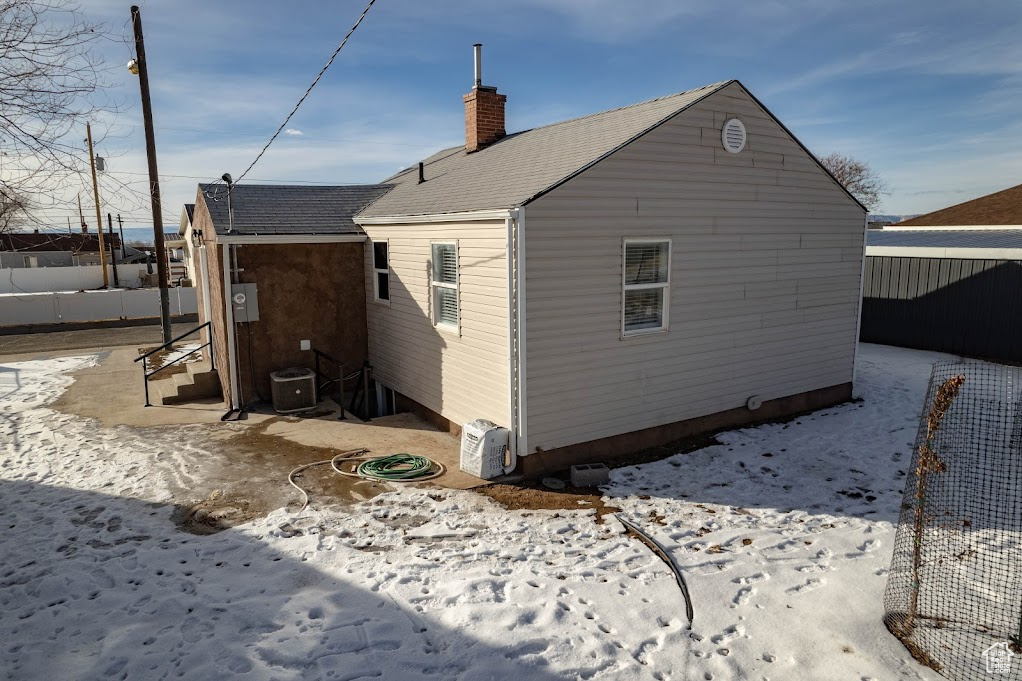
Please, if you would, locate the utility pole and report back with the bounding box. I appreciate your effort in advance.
[117,214,125,258]
[107,213,120,287]
[86,122,109,288]
[67,216,72,234]
[130,5,171,344]
[77,194,87,233]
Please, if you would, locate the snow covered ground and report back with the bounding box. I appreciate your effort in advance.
[0,345,946,680]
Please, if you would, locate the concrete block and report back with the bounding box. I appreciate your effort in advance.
[570,463,610,488]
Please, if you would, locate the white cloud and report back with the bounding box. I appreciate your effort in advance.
[283,129,303,136]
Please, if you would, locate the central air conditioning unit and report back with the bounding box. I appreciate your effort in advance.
[460,419,514,479]
[269,367,317,414]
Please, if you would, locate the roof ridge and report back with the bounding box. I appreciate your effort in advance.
[384,80,734,182]
[197,182,388,190]
[515,80,733,136]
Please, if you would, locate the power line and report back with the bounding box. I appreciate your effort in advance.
[236,0,378,183]
[110,123,439,149]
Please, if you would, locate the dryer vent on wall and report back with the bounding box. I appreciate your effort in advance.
[270,367,317,413]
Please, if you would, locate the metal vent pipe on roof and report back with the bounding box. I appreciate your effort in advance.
[418,162,425,184]
[473,43,482,88]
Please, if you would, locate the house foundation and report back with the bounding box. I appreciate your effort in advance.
[515,382,854,479]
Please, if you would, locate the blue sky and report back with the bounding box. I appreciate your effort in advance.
[37,0,1022,228]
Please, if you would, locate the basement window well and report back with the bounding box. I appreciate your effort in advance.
[373,240,390,303]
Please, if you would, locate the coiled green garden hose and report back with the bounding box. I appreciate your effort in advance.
[355,453,438,481]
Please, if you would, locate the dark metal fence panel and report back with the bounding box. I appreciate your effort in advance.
[861,256,1022,363]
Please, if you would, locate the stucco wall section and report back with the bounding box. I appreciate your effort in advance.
[233,242,368,403]
[193,195,231,407]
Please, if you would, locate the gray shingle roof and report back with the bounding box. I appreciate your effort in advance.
[199,184,392,235]
[358,81,733,218]
[867,229,1022,249]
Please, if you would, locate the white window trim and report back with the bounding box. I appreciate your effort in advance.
[430,240,460,334]
[371,239,390,305]
[621,237,671,338]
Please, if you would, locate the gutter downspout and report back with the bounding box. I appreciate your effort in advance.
[221,240,240,410]
[198,244,212,331]
[515,206,528,457]
[852,213,868,396]
[506,212,519,463]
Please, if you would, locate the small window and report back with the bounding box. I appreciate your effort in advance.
[431,242,458,329]
[622,239,671,336]
[372,241,389,302]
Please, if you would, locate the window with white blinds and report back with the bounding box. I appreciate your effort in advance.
[622,239,671,335]
[431,242,459,329]
[372,241,389,303]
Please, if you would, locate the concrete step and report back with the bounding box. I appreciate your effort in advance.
[153,367,221,405]
[185,356,214,377]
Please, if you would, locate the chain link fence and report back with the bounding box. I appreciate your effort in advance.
[885,360,1022,679]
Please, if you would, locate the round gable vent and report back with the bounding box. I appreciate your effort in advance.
[721,118,746,153]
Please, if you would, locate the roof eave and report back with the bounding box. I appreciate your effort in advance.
[355,208,516,225]
[213,232,367,245]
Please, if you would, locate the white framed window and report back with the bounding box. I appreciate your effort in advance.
[372,240,390,303]
[430,242,459,330]
[622,238,671,336]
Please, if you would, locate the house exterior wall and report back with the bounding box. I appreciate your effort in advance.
[361,219,509,429]
[522,81,866,453]
[193,198,231,406]
[180,223,199,284]
[233,242,368,402]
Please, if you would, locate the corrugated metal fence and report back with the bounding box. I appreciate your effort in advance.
[860,256,1022,363]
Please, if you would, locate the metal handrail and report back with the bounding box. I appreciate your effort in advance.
[312,348,346,420]
[133,321,212,363]
[135,321,214,407]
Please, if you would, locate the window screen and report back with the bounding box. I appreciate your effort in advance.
[431,243,458,328]
[372,241,390,302]
[623,240,670,334]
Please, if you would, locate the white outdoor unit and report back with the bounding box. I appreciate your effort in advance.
[269,367,317,414]
[460,419,514,479]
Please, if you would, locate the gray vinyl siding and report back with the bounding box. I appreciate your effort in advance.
[0,251,74,268]
[362,220,509,428]
[522,82,865,452]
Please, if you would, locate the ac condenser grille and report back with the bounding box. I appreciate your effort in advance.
[270,367,317,414]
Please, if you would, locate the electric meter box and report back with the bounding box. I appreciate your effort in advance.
[231,283,259,322]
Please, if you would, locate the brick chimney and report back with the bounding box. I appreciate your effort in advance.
[463,44,506,153]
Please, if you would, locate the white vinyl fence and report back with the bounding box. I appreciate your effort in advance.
[0,264,141,293]
[0,287,198,327]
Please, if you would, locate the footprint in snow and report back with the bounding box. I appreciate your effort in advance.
[733,572,769,585]
[786,577,822,594]
[846,539,879,558]
[732,587,754,606]
[710,626,742,644]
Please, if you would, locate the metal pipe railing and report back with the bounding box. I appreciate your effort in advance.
[134,321,214,407]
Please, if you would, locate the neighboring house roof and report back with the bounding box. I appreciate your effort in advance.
[359,81,734,219]
[198,184,392,235]
[185,203,195,223]
[0,232,120,253]
[897,183,1022,226]
[867,229,1022,249]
